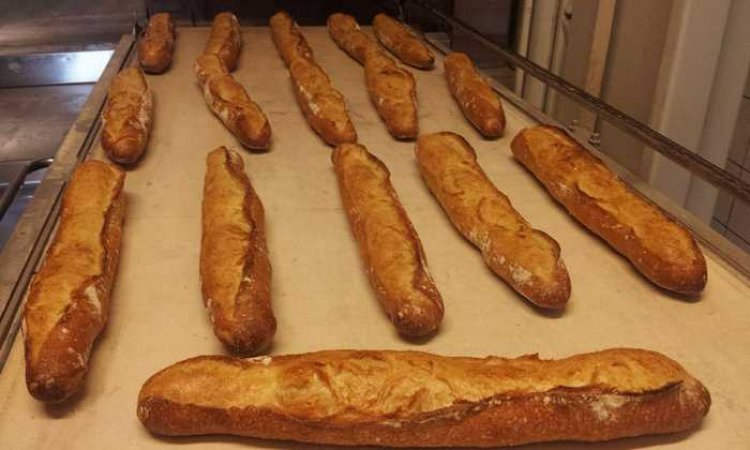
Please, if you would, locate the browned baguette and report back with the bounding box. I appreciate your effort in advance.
[365,50,419,139]
[332,143,443,336]
[101,67,153,165]
[327,13,380,64]
[201,147,275,354]
[23,161,125,403]
[137,12,175,74]
[194,54,272,150]
[138,348,710,447]
[373,13,435,69]
[416,132,570,308]
[511,125,707,295]
[204,12,241,72]
[444,52,506,138]
[269,11,314,66]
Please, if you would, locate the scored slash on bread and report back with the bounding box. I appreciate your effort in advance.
[101,67,153,166]
[372,13,435,70]
[137,12,175,74]
[416,132,570,308]
[511,125,707,295]
[137,348,710,447]
[332,143,444,336]
[203,12,241,72]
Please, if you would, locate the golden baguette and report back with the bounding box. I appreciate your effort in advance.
[327,13,380,64]
[204,12,241,71]
[138,348,710,447]
[23,161,125,403]
[101,67,153,165]
[137,12,175,74]
[416,132,570,308]
[365,50,418,139]
[332,143,443,336]
[511,125,707,295]
[201,147,275,354]
[373,13,435,69]
[269,11,314,66]
[194,54,272,150]
[444,52,506,138]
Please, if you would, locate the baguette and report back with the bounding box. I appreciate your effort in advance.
[201,147,275,354]
[137,12,175,74]
[101,67,153,165]
[269,11,314,66]
[327,13,380,64]
[444,52,506,138]
[511,125,707,295]
[365,50,418,139]
[332,143,443,336]
[194,54,272,150]
[138,348,710,447]
[373,13,435,69]
[23,160,125,403]
[204,12,241,71]
[416,132,570,308]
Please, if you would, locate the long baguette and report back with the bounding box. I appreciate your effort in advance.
[332,143,443,336]
[138,348,710,447]
[373,13,435,69]
[204,12,241,71]
[194,54,272,150]
[416,132,570,308]
[327,13,380,64]
[444,52,506,138]
[101,67,153,165]
[511,125,707,295]
[269,11,314,66]
[23,160,125,403]
[365,50,419,139]
[137,12,175,74]
[201,147,275,354]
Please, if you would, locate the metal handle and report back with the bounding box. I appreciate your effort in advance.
[0,158,53,222]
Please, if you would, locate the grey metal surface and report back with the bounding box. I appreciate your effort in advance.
[0,35,135,370]
[0,51,114,87]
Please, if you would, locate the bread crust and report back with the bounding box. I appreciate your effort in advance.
[364,50,418,140]
[101,67,153,165]
[194,54,272,150]
[511,126,707,295]
[416,132,570,308]
[23,160,125,403]
[137,12,175,74]
[138,348,710,447]
[204,12,241,72]
[444,52,506,138]
[372,13,435,69]
[269,11,314,66]
[332,143,443,336]
[200,147,275,354]
[327,13,380,64]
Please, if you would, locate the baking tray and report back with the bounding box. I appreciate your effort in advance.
[1,26,749,449]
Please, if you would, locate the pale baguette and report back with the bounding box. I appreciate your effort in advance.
[269,11,314,66]
[204,12,241,71]
[23,160,125,403]
[201,147,275,354]
[511,125,707,295]
[137,12,175,74]
[138,348,710,447]
[373,13,435,69]
[101,67,153,165]
[417,132,570,308]
[332,143,443,336]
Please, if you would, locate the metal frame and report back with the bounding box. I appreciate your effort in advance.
[0,35,136,370]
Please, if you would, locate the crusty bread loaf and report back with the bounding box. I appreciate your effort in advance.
[101,67,153,166]
[138,348,710,447]
[373,13,435,69]
[511,125,707,295]
[289,57,357,146]
[201,147,275,354]
[194,54,272,150]
[327,13,380,64]
[332,143,443,336]
[137,12,175,74]
[23,161,125,403]
[204,12,241,71]
[269,11,314,66]
[364,50,418,139]
[417,132,570,308]
[444,52,506,138]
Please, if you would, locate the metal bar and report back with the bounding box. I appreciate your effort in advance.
[0,35,136,372]
[0,158,53,221]
[406,0,750,205]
